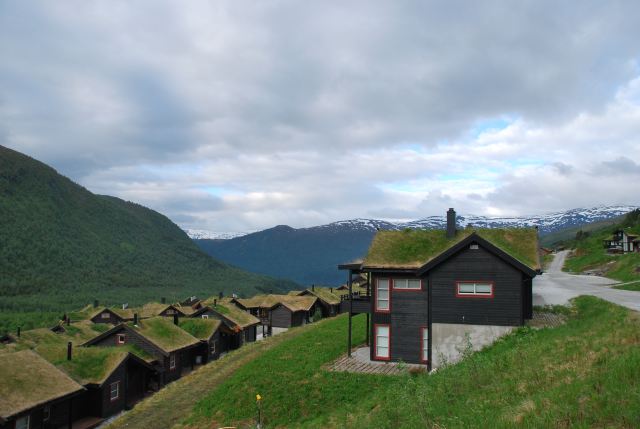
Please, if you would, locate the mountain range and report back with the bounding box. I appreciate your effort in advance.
[0,145,295,316]
[193,205,638,285]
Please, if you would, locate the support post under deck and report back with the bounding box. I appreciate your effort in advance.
[347,269,353,357]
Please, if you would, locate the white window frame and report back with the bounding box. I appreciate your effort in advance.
[210,340,217,355]
[374,325,390,360]
[101,312,110,319]
[393,279,421,290]
[110,381,120,401]
[15,415,30,429]
[169,354,176,370]
[375,279,390,312]
[421,328,429,363]
[456,282,494,297]
[116,333,126,344]
[201,314,209,319]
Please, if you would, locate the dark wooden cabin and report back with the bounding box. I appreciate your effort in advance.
[339,208,539,369]
[603,229,640,253]
[0,350,85,429]
[179,318,223,363]
[83,316,201,385]
[194,298,260,350]
[296,287,341,317]
[269,296,318,328]
[89,307,134,325]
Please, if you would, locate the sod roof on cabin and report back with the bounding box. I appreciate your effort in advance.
[127,317,200,353]
[201,298,260,328]
[235,294,317,312]
[300,288,341,305]
[36,345,129,386]
[0,350,84,420]
[363,228,540,270]
[179,318,221,341]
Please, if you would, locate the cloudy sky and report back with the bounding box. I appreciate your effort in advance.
[2,1,640,232]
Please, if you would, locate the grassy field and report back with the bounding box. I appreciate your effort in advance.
[107,297,640,429]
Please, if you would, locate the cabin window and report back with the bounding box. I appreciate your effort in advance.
[393,279,421,290]
[116,334,126,344]
[201,314,209,319]
[101,312,110,319]
[15,415,30,429]
[421,328,429,363]
[43,405,50,421]
[375,279,390,312]
[166,309,175,315]
[169,354,176,370]
[374,325,390,360]
[110,381,120,401]
[211,340,217,355]
[469,244,479,250]
[456,282,494,298]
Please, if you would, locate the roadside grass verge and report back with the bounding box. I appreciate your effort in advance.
[182,297,639,428]
[613,279,640,292]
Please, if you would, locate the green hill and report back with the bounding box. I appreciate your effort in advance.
[563,209,640,287]
[0,145,296,331]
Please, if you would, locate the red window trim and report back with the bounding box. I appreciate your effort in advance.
[109,381,120,402]
[374,278,391,313]
[373,324,391,361]
[455,281,495,299]
[391,278,424,292]
[420,326,428,364]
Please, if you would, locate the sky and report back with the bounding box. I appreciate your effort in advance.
[1,1,640,232]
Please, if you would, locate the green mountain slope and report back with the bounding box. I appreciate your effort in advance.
[563,209,640,285]
[0,145,296,322]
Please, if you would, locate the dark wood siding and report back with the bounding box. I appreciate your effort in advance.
[2,397,75,429]
[90,309,123,325]
[97,360,127,418]
[92,327,163,361]
[271,305,292,328]
[430,245,523,326]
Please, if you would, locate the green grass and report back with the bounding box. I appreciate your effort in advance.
[166,297,639,429]
[364,228,539,270]
[613,280,640,292]
[564,235,640,284]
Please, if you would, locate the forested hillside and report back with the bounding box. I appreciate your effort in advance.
[0,145,295,327]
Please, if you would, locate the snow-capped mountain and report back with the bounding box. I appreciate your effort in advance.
[186,205,638,239]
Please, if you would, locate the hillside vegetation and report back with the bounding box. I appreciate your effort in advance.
[106,297,639,428]
[0,146,295,332]
[563,209,640,287]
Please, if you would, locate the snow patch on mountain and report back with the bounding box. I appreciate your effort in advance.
[184,205,638,239]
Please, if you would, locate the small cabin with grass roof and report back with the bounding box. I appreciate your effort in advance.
[296,286,342,317]
[0,350,84,429]
[89,307,134,325]
[83,316,201,385]
[195,298,260,349]
[339,208,539,369]
[233,294,320,328]
[179,318,222,363]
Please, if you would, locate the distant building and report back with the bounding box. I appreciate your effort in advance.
[603,229,640,253]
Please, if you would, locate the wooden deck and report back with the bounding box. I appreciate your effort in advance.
[69,416,104,429]
[527,311,567,329]
[325,347,427,375]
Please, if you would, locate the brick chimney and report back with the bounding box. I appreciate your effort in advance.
[446,208,457,239]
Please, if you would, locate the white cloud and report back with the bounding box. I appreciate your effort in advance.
[1,1,640,231]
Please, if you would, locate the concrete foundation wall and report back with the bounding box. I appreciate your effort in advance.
[431,323,514,368]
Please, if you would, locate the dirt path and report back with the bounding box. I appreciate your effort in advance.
[104,322,320,429]
[534,250,640,312]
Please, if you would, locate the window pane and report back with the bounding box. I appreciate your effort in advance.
[458,284,475,293]
[377,336,388,347]
[377,346,389,358]
[422,329,429,341]
[377,326,389,336]
[476,284,492,294]
[377,299,388,310]
[407,279,421,289]
[378,289,388,300]
[394,279,407,289]
[378,279,389,290]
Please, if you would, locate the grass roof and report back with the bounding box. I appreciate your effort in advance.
[36,345,128,386]
[363,228,540,270]
[302,288,341,305]
[235,295,318,312]
[202,298,260,328]
[0,350,84,420]
[179,318,221,341]
[128,317,200,353]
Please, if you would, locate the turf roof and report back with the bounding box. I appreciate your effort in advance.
[0,350,84,420]
[300,288,341,305]
[36,345,128,386]
[179,318,221,341]
[202,298,260,328]
[235,294,318,312]
[363,228,540,270]
[128,317,200,353]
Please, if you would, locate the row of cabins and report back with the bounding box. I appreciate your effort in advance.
[0,288,350,429]
[0,297,264,429]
